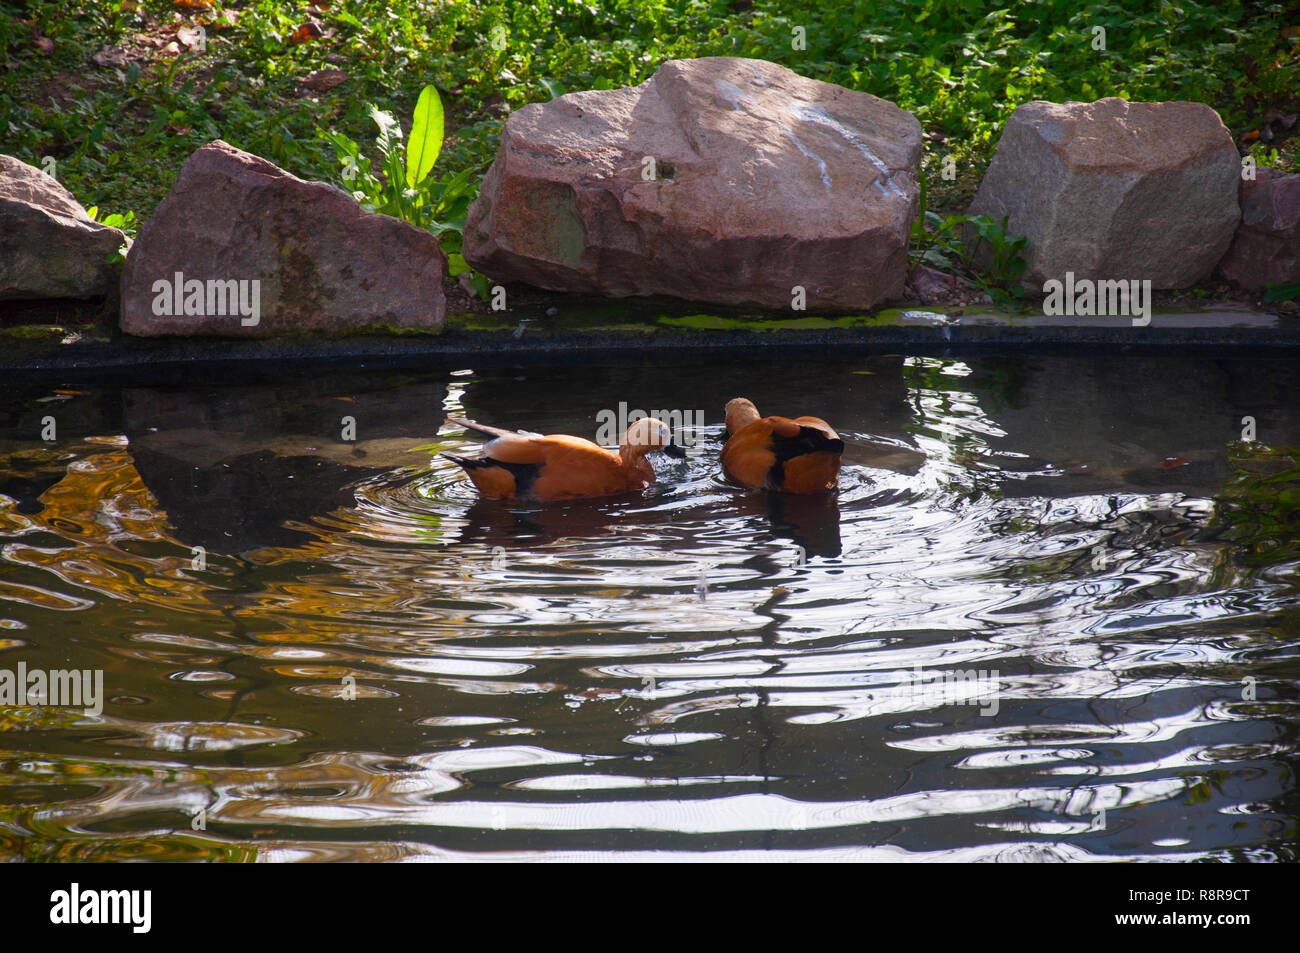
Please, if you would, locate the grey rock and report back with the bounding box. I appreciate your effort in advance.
[968,98,1240,290]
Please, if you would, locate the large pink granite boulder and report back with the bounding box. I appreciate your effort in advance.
[968,98,1240,289]
[464,57,922,311]
[121,141,445,336]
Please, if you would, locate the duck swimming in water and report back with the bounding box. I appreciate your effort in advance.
[444,415,685,501]
[720,397,843,493]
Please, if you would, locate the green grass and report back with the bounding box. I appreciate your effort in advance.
[2,0,1296,229]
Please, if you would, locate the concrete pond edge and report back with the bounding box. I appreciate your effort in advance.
[4,305,1297,375]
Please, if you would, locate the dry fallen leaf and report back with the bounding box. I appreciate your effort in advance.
[93,48,132,68]
[35,36,54,55]
[300,68,350,91]
[289,21,325,45]
[177,26,205,51]
[571,688,623,702]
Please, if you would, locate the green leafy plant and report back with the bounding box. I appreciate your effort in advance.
[1262,282,1300,304]
[908,176,1029,307]
[2,0,1296,289]
[85,205,136,264]
[1247,142,1284,170]
[320,84,487,298]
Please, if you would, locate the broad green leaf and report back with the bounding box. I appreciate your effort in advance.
[335,11,366,31]
[1262,282,1300,302]
[406,84,444,188]
[446,252,471,276]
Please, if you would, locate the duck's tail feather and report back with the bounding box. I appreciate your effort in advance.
[442,452,478,470]
[441,452,540,498]
[446,416,516,440]
[812,431,847,455]
[773,426,845,461]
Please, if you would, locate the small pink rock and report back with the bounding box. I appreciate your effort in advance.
[906,264,973,304]
[1,154,125,300]
[1218,168,1300,289]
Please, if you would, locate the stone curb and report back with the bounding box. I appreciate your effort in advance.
[3,306,1296,374]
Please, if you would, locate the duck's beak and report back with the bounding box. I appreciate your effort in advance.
[661,438,687,459]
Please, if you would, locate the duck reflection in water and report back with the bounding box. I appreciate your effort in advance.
[749,489,843,559]
[452,496,657,547]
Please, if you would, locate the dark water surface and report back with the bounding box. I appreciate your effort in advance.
[1,353,1298,861]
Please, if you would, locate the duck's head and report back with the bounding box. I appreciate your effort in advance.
[724,397,761,434]
[621,417,687,459]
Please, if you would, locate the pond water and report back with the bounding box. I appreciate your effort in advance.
[1,353,1298,861]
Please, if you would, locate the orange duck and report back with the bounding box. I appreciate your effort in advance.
[443,415,685,501]
[720,398,844,493]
